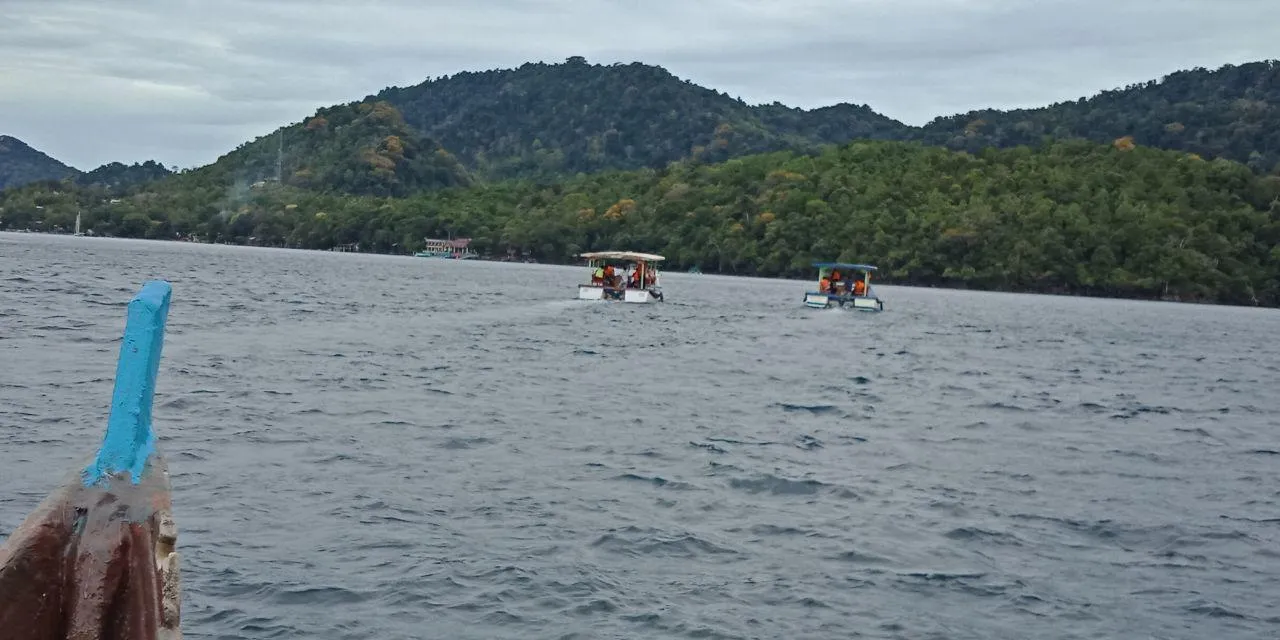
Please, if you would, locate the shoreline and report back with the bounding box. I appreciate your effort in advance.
[3,230,1273,310]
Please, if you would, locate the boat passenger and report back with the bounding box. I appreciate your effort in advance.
[853,277,867,296]
[828,270,842,294]
[819,276,830,292]
[603,264,616,287]
[592,266,605,285]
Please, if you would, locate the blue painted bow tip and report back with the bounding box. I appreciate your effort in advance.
[83,280,173,487]
[133,280,173,309]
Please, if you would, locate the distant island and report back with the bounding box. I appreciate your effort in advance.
[2,58,1278,307]
[0,136,173,192]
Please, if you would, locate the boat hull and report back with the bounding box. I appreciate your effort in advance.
[578,285,663,303]
[414,251,477,259]
[623,288,663,303]
[804,292,884,311]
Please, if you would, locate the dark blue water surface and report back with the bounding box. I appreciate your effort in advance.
[2,232,1278,639]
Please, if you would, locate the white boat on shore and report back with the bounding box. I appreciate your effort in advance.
[576,251,665,303]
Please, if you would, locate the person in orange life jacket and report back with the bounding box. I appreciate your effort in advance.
[828,270,843,294]
[853,277,867,296]
[602,264,616,287]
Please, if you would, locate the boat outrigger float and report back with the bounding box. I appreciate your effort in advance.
[577,251,665,303]
[804,262,885,311]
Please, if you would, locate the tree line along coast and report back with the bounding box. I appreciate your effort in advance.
[2,58,1278,307]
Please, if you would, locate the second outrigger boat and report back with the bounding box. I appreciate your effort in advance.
[577,251,665,303]
[804,262,884,311]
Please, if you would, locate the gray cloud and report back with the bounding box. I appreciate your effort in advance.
[1,0,1277,170]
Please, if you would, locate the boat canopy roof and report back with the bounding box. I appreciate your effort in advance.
[580,251,665,262]
[813,262,877,272]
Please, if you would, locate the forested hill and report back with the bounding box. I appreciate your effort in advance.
[372,57,907,180]
[7,58,1280,194]
[0,99,472,236]
[190,100,472,198]
[375,58,1280,179]
[3,58,1279,307]
[916,60,1280,173]
[77,161,173,191]
[1,137,172,192]
[5,139,1278,306]
[0,136,78,190]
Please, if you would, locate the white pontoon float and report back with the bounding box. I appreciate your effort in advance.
[804,262,884,311]
[577,251,665,303]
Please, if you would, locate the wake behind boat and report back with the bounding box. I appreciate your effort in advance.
[577,251,665,303]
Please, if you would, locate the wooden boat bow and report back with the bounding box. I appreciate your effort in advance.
[0,280,181,639]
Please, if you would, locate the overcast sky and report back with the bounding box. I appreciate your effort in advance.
[2,0,1278,170]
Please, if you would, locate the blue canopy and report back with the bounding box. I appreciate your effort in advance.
[813,262,878,271]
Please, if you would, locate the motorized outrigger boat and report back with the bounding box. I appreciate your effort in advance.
[804,262,884,311]
[577,251,665,303]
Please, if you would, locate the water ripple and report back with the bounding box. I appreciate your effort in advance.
[2,233,1279,639]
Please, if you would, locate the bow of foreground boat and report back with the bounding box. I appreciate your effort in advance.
[0,280,181,640]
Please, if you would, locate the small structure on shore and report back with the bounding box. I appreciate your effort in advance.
[415,237,478,259]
